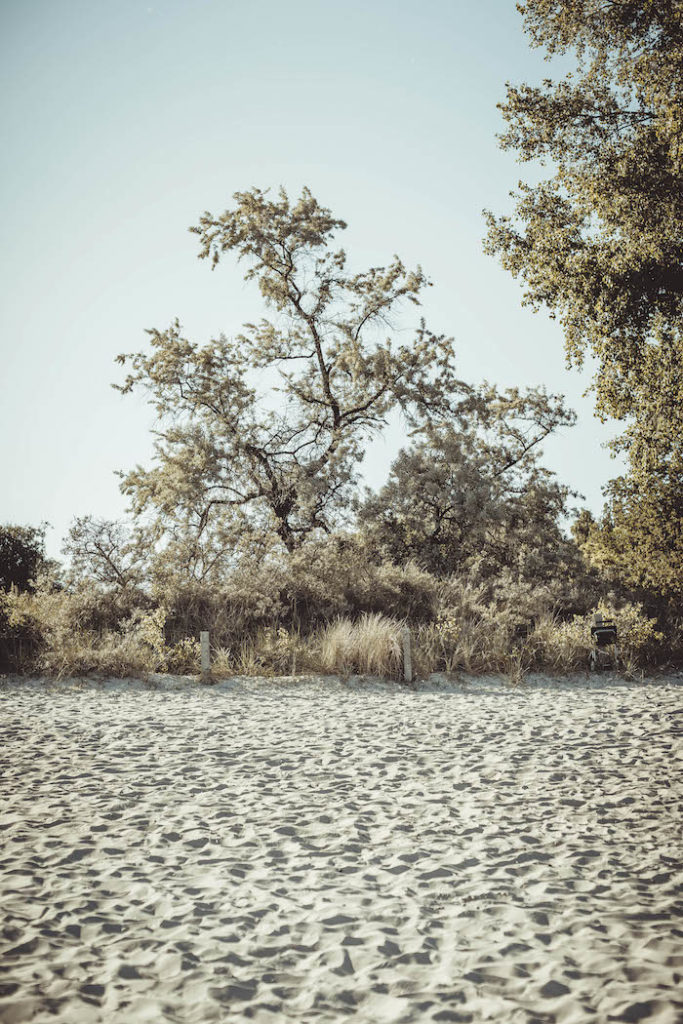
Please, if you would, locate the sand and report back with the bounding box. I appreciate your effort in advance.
[0,673,682,1023]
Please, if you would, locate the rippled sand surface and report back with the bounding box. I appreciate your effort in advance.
[1,675,682,1023]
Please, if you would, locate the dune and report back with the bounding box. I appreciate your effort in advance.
[0,673,681,1023]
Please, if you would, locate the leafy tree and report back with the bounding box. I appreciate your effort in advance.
[116,187,473,563]
[357,386,580,585]
[0,523,49,592]
[62,516,146,590]
[575,474,683,597]
[484,0,683,595]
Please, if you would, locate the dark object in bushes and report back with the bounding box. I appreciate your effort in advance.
[590,615,619,671]
[591,618,618,648]
[512,618,535,645]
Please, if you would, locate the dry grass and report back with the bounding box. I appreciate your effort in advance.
[210,627,312,678]
[318,614,404,678]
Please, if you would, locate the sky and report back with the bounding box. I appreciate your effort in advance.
[1,0,625,561]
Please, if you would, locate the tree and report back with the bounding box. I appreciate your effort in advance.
[116,187,473,565]
[0,523,49,592]
[357,386,580,585]
[575,474,683,597]
[62,517,146,590]
[484,0,683,595]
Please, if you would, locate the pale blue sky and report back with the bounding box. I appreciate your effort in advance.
[1,0,622,560]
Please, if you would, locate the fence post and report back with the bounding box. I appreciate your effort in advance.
[200,630,211,682]
[402,627,413,685]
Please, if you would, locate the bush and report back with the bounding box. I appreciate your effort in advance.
[212,626,312,677]
[158,539,438,654]
[0,586,47,671]
[61,582,151,633]
[409,598,665,679]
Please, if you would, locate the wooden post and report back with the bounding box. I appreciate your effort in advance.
[402,627,413,685]
[200,630,211,682]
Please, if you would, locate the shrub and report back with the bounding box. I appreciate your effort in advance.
[62,582,151,633]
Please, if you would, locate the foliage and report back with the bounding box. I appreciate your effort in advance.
[116,186,471,566]
[211,626,309,677]
[158,535,438,650]
[281,536,439,623]
[0,586,44,672]
[358,387,581,584]
[414,600,663,678]
[576,479,683,597]
[0,587,159,678]
[485,0,683,417]
[0,586,204,678]
[63,517,146,590]
[55,580,152,634]
[0,523,51,593]
[484,0,683,595]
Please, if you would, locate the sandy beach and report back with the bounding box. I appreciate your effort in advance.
[1,674,682,1023]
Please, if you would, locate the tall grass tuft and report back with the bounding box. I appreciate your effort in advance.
[319,614,403,678]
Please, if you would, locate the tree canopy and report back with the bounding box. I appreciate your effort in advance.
[0,523,49,592]
[116,187,476,569]
[484,0,683,596]
[62,516,145,590]
[358,386,578,585]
